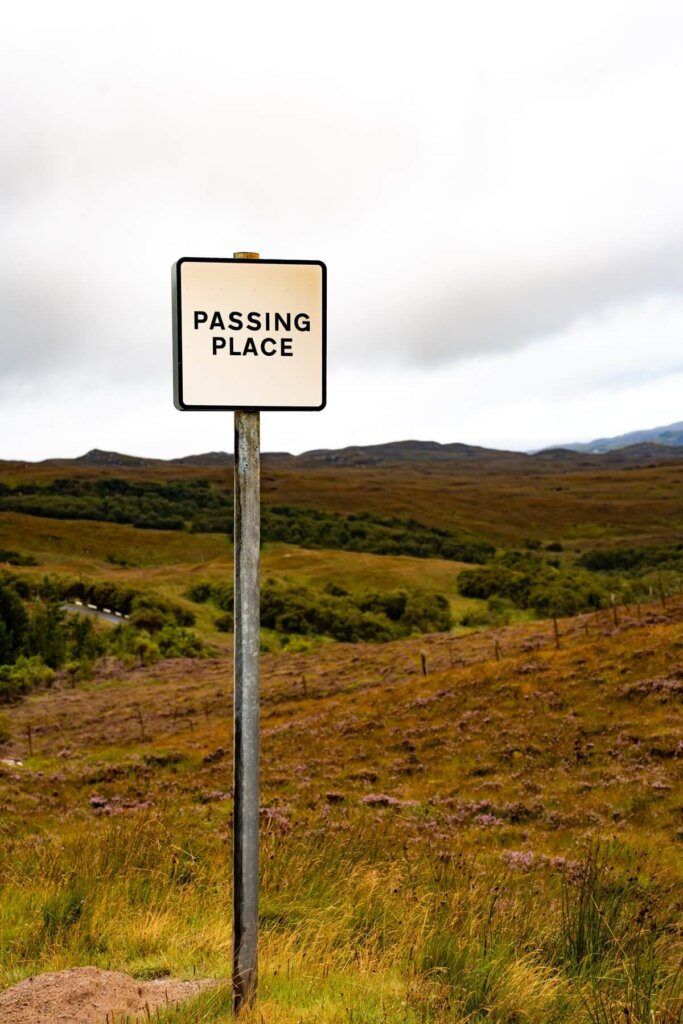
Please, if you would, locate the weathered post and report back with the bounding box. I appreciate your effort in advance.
[172,248,326,1015]
[232,251,261,1013]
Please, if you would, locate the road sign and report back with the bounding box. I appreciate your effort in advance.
[172,251,326,1015]
[172,257,326,411]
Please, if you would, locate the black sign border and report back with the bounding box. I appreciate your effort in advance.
[173,257,327,412]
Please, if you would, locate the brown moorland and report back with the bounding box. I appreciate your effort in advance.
[0,441,682,1022]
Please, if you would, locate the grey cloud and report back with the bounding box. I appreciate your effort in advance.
[0,281,85,381]
[365,237,683,367]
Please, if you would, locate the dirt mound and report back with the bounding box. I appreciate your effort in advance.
[0,967,219,1024]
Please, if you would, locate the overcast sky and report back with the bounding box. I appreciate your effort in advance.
[2,1,683,459]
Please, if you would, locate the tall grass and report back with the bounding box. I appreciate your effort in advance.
[1,816,680,1022]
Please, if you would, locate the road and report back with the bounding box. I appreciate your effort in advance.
[62,602,129,625]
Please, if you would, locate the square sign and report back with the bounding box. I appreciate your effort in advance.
[172,257,326,411]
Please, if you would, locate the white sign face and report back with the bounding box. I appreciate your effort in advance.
[173,258,326,411]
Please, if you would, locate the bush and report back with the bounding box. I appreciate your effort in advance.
[129,607,169,633]
[0,657,55,703]
[186,582,212,603]
[215,613,234,633]
[156,625,206,658]
[131,594,195,627]
[578,543,683,574]
[0,549,37,566]
[27,599,67,667]
[458,560,609,618]
[0,584,29,665]
[257,579,451,643]
[210,583,234,612]
[64,659,94,686]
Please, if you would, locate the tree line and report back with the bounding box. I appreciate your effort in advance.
[0,478,494,563]
[0,573,208,703]
[187,578,453,643]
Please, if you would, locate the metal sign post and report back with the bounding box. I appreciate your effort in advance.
[172,248,326,1014]
[231,253,261,1013]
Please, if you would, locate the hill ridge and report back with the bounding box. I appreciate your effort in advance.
[5,437,681,472]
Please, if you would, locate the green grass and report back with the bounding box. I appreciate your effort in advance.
[1,817,680,1023]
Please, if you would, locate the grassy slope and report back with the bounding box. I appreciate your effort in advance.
[4,453,683,547]
[0,511,483,634]
[1,600,681,1022]
[1,454,682,1020]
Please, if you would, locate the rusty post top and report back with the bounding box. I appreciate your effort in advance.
[233,252,260,260]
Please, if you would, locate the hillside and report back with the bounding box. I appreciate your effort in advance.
[2,439,683,551]
[0,443,682,1021]
[10,436,683,472]
[552,419,683,454]
[1,598,681,1021]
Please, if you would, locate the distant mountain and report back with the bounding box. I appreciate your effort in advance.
[552,421,683,454]
[75,449,158,467]
[292,440,524,468]
[7,436,681,475]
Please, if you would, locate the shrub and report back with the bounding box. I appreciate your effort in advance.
[215,613,234,633]
[156,625,206,659]
[64,659,94,686]
[0,657,55,703]
[0,549,37,566]
[129,607,169,633]
[258,579,451,643]
[27,599,66,668]
[458,560,608,618]
[211,583,234,612]
[0,584,29,665]
[186,582,212,603]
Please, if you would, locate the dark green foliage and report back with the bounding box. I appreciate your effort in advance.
[0,584,28,664]
[210,582,234,612]
[156,625,206,658]
[260,579,396,642]
[0,549,37,566]
[0,476,195,530]
[578,542,683,573]
[27,598,67,668]
[185,581,213,603]
[105,622,208,665]
[129,607,168,633]
[0,572,206,701]
[0,478,494,564]
[1,574,33,600]
[0,657,55,702]
[65,579,138,614]
[53,578,194,626]
[68,616,104,661]
[259,507,494,563]
[130,594,195,628]
[261,580,451,642]
[458,556,608,617]
[461,596,516,628]
[187,576,452,642]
